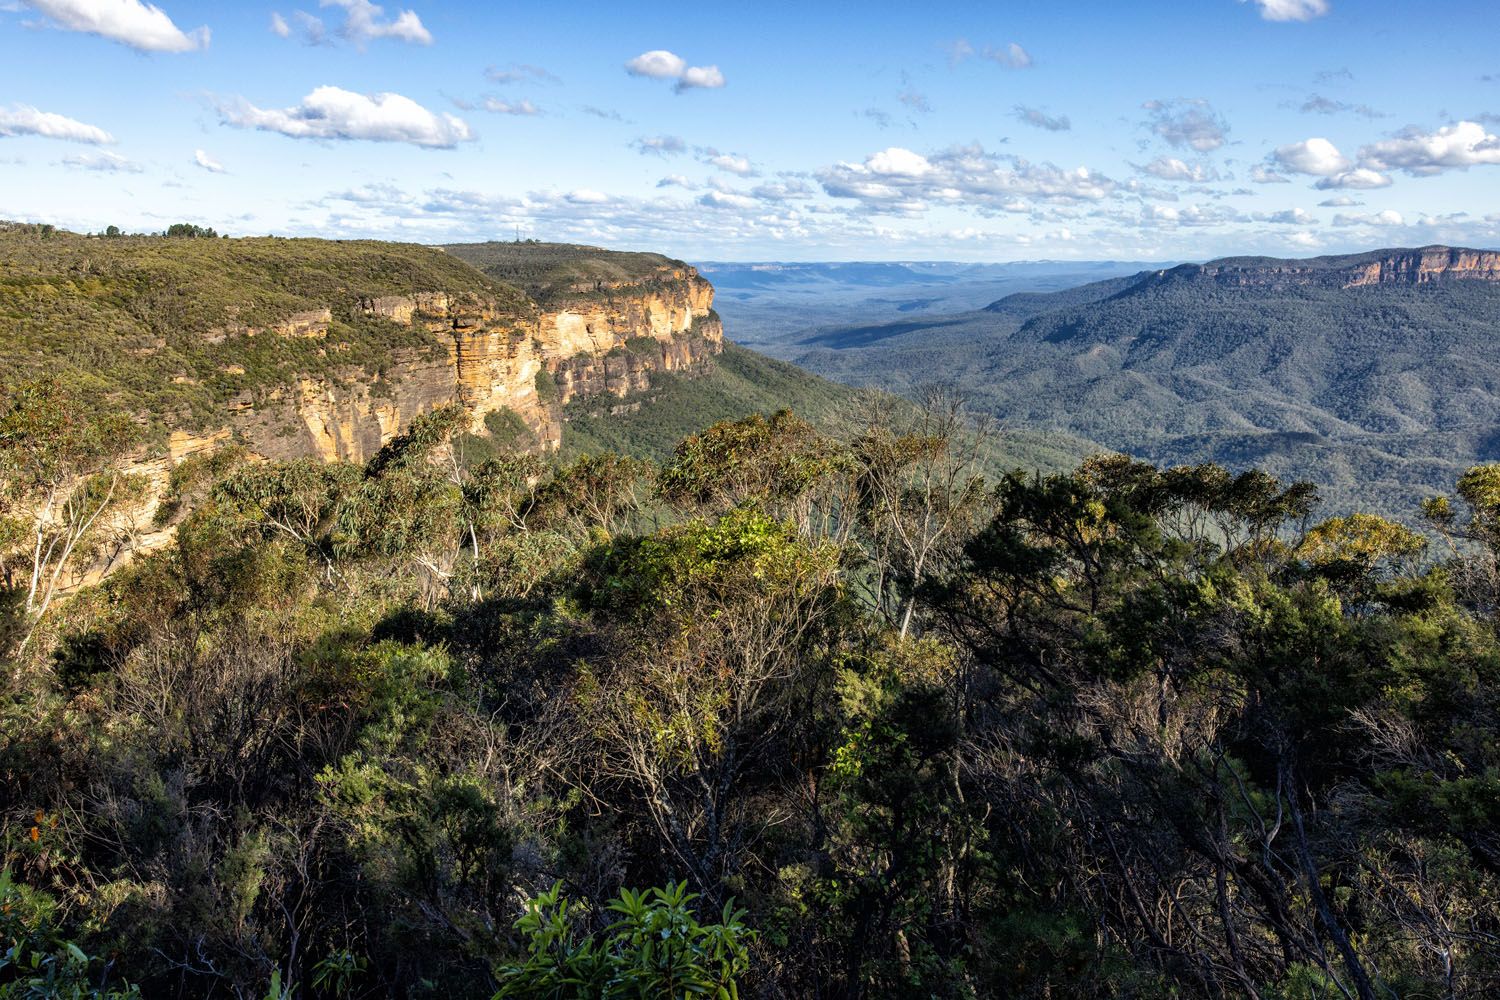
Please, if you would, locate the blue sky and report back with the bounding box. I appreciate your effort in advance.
[2,0,1498,261]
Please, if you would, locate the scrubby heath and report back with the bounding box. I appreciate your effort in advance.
[0,226,533,442]
[443,241,699,305]
[3,384,1500,999]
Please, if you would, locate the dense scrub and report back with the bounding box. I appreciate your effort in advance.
[2,386,1499,999]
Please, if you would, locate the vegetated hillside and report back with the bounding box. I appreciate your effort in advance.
[444,240,692,303]
[791,245,1500,517]
[0,228,527,437]
[559,341,1101,475]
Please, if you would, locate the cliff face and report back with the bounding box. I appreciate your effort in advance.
[221,267,723,464]
[1187,246,1500,290]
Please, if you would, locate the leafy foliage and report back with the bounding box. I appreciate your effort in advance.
[3,396,1500,999]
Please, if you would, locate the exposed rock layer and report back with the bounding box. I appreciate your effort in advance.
[227,271,722,463]
[1184,247,1500,289]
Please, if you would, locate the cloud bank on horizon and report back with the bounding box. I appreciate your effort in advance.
[2,0,1498,261]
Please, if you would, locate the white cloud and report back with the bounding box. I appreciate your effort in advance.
[1144,99,1229,152]
[1333,209,1404,226]
[821,144,1117,215]
[677,65,725,91]
[1243,0,1330,21]
[1140,202,1246,227]
[1358,121,1500,176]
[625,49,686,79]
[194,148,226,173]
[219,86,472,148]
[1260,207,1314,224]
[656,174,694,189]
[20,0,208,52]
[320,0,430,45]
[1314,167,1392,189]
[0,104,113,144]
[624,50,724,92]
[61,150,139,172]
[708,153,754,176]
[866,147,932,177]
[699,190,757,210]
[1318,195,1360,206]
[269,11,289,36]
[482,98,540,116]
[565,189,608,204]
[1271,136,1350,175]
[1139,156,1219,182]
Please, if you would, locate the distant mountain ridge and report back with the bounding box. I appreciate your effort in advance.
[1148,245,1500,290]
[787,244,1500,517]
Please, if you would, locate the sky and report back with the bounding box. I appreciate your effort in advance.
[2,0,1499,262]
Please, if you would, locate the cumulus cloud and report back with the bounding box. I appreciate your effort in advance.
[482,97,540,115]
[656,174,694,189]
[272,0,430,47]
[1318,195,1360,206]
[1314,167,1392,189]
[1333,209,1404,226]
[632,134,686,156]
[1014,106,1070,131]
[677,65,725,90]
[61,150,139,172]
[707,153,755,176]
[1138,156,1219,182]
[625,50,685,78]
[1259,207,1314,224]
[699,190,757,210]
[820,144,1117,215]
[1271,136,1350,175]
[1358,121,1500,176]
[1242,0,1330,21]
[321,0,429,44]
[1144,99,1229,152]
[19,0,208,52]
[867,146,932,177]
[193,148,226,172]
[0,104,113,144]
[218,86,472,148]
[625,50,724,92]
[1140,202,1246,227]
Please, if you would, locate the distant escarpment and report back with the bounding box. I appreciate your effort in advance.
[1162,245,1500,290]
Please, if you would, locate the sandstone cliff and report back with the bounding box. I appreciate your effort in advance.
[1184,246,1500,289]
[222,264,723,464]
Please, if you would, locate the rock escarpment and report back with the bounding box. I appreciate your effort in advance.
[225,263,723,464]
[1182,246,1500,290]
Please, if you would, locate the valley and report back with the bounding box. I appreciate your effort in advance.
[769,245,1500,517]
